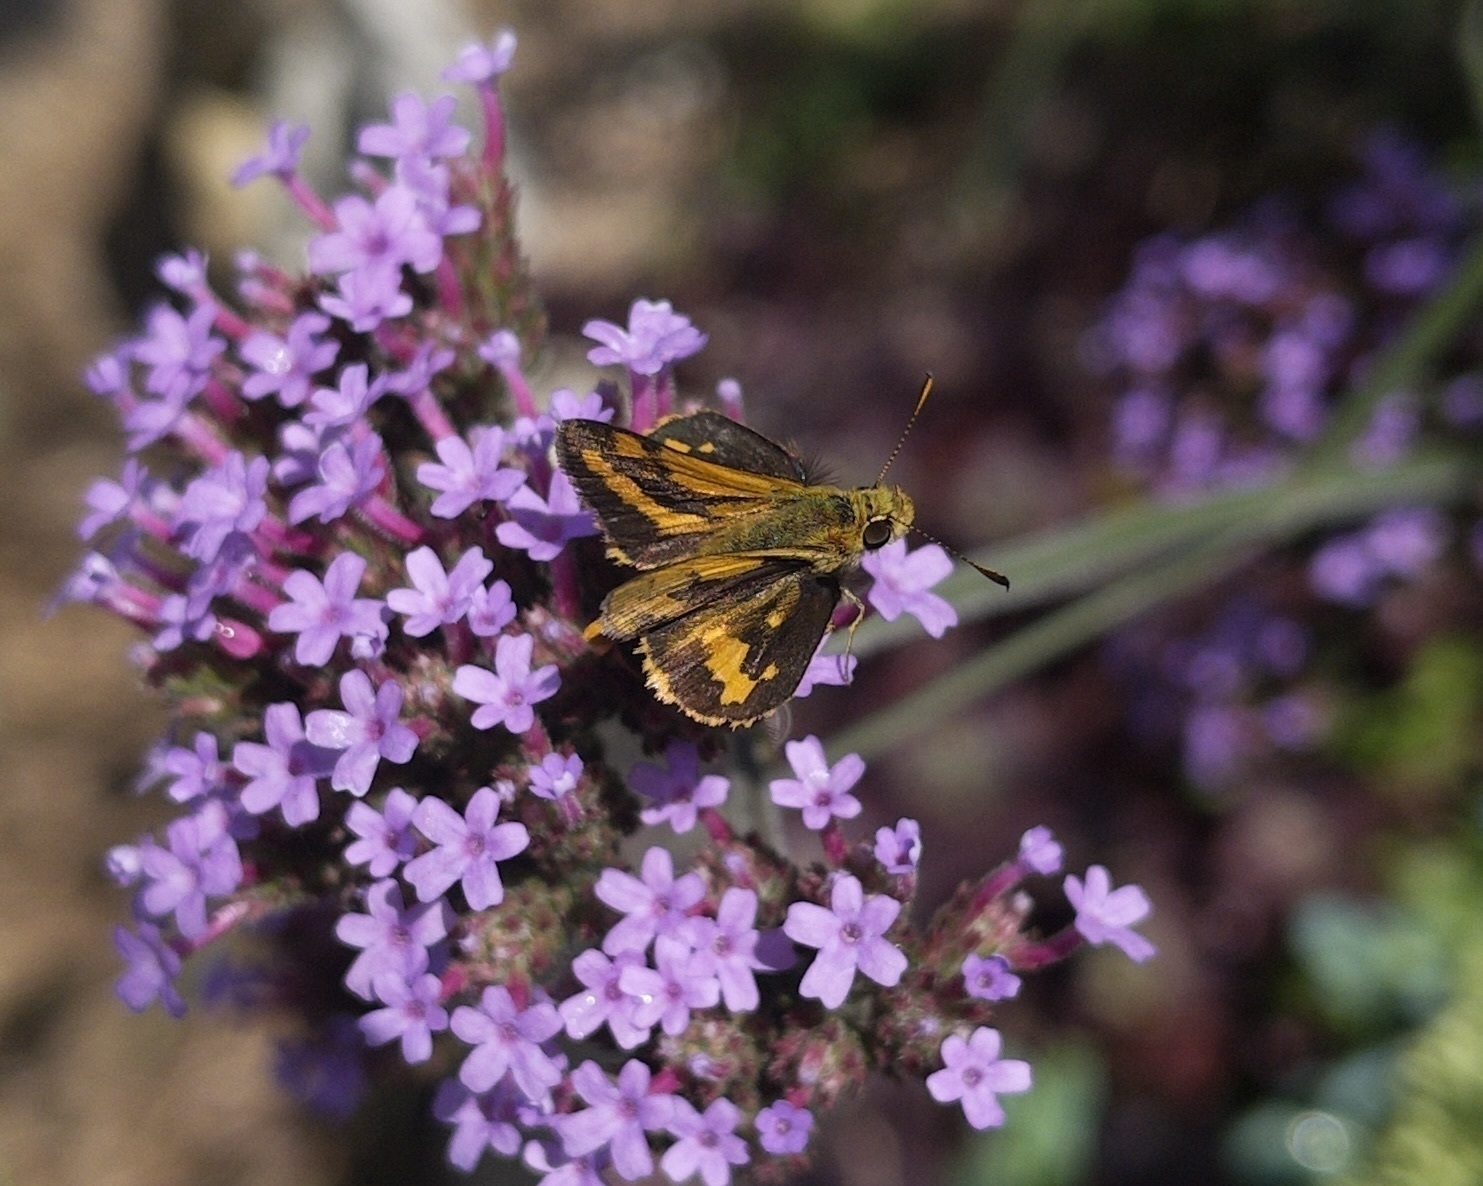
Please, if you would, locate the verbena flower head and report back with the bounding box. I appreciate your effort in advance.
[68,29,1153,1179]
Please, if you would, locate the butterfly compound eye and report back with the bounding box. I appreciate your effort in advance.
[862,518,893,550]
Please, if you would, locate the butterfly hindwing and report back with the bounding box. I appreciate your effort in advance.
[629,557,841,725]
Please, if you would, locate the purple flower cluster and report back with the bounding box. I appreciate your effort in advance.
[1085,132,1483,796]
[1085,129,1480,503]
[70,28,1155,1182]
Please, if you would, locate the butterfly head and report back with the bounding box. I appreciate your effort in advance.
[857,484,915,552]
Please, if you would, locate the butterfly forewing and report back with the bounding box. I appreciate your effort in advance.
[648,411,809,482]
[556,419,801,568]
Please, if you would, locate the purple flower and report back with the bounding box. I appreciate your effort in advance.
[558,948,651,1049]
[595,846,706,954]
[528,752,582,800]
[861,540,957,638]
[233,702,337,826]
[793,646,857,698]
[1111,387,1172,467]
[360,971,449,1064]
[174,451,269,564]
[628,741,730,834]
[925,1027,1032,1129]
[344,787,419,876]
[138,804,243,939]
[153,592,216,652]
[1064,865,1156,962]
[305,669,419,795]
[239,311,337,406]
[232,118,310,185]
[309,185,444,278]
[267,552,388,665]
[387,545,493,637]
[404,786,530,910]
[783,874,907,1008]
[319,263,413,331]
[287,432,386,524]
[494,470,598,561]
[159,731,229,803]
[1309,533,1382,606]
[359,92,470,161]
[684,887,767,1013]
[450,984,564,1102]
[417,427,526,517]
[769,736,864,830]
[557,1059,675,1180]
[334,878,453,1000]
[433,1079,526,1169]
[113,922,185,1016]
[583,299,707,377]
[275,1016,367,1121]
[549,387,614,424]
[1262,691,1327,750]
[1367,507,1447,577]
[660,1097,748,1186]
[79,458,147,540]
[1017,826,1064,875]
[467,579,517,637]
[443,30,517,84]
[619,935,720,1035]
[754,1100,813,1155]
[303,361,390,428]
[962,953,1021,1002]
[452,634,561,734]
[1351,392,1419,468]
[874,818,922,875]
[132,301,223,403]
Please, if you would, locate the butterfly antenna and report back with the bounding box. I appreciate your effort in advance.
[905,521,1011,589]
[876,373,935,484]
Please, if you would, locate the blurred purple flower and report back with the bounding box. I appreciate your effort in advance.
[417,428,526,517]
[583,299,707,376]
[628,741,729,834]
[1064,865,1156,963]
[239,311,337,406]
[359,92,470,161]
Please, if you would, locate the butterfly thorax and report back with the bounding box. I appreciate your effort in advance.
[682,482,914,573]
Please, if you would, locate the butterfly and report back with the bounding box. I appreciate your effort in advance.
[554,379,1006,726]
